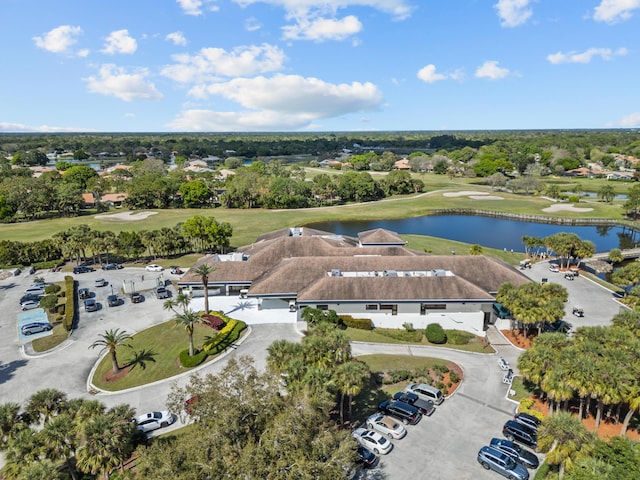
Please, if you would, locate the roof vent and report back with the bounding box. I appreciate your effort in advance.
[290,227,303,237]
[434,269,447,277]
[383,270,397,277]
[330,269,342,277]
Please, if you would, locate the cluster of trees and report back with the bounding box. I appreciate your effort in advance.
[0,389,141,480]
[0,216,232,268]
[518,311,640,477]
[521,233,595,267]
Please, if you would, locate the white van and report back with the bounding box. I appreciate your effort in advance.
[404,383,445,405]
[24,286,45,295]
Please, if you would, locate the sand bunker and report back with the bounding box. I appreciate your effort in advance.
[443,191,503,200]
[95,211,158,221]
[542,204,593,213]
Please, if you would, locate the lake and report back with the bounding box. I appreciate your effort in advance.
[308,215,640,253]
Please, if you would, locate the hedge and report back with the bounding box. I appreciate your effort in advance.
[63,276,75,332]
[339,315,373,330]
[179,349,208,368]
[202,319,247,355]
[444,329,475,345]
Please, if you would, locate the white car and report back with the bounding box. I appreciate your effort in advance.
[352,427,393,455]
[133,411,175,433]
[21,300,41,311]
[549,264,560,272]
[146,264,164,272]
[366,413,407,439]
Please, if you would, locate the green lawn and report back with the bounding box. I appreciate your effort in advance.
[91,320,244,391]
[507,376,539,403]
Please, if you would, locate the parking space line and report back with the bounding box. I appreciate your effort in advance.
[456,392,514,417]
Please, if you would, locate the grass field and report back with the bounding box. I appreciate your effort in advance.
[0,173,630,249]
[90,320,244,391]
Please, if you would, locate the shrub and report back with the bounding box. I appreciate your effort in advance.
[433,364,449,374]
[374,328,423,343]
[340,315,373,330]
[63,276,75,332]
[568,195,580,203]
[388,369,413,383]
[447,382,452,388]
[202,319,247,355]
[519,398,535,410]
[402,322,415,332]
[444,329,474,345]
[449,372,460,383]
[179,349,208,368]
[425,323,447,344]
[436,381,446,391]
[44,284,62,295]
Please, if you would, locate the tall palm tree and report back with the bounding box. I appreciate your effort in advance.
[26,389,67,424]
[76,414,121,480]
[89,329,132,374]
[620,382,640,436]
[335,361,369,424]
[538,412,595,479]
[21,459,65,480]
[0,402,21,444]
[194,263,216,314]
[174,309,204,357]
[38,413,79,480]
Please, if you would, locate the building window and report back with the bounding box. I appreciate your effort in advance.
[316,304,328,310]
[365,304,378,310]
[422,304,446,310]
[380,304,397,315]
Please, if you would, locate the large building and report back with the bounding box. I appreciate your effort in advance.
[178,227,530,335]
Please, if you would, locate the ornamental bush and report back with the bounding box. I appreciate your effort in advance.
[179,349,208,368]
[425,323,447,344]
[339,315,373,330]
[63,276,75,332]
[444,329,474,345]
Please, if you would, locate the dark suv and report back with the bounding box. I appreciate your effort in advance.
[514,412,541,432]
[503,420,537,449]
[73,265,94,274]
[392,391,435,416]
[477,446,529,480]
[378,400,422,425]
[490,438,539,469]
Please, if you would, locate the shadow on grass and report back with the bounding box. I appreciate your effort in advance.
[351,374,390,427]
[125,349,158,371]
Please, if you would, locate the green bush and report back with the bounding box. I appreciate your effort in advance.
[33,260,63,270]
[425,323,447,344]
[436,381,446,391]
[449,372,460,383]
[402,322,415,332]
[44,284,62,295]
[202,319,247,355]
[374,328,423,342]
[340,315,373,330]
[568,195,580,203]
[388,369,413,383]
[444,329,474,345]
[63,276,75,332]
[179,349,208,368]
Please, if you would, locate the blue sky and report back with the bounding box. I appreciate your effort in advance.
[1,0,639,133]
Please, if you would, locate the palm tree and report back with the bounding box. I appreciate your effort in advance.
[38,413,79,480]
[0,402,21,444]
[89,329,132,374]
[21,459,65,480]
[335,361,369,424]
[175,309,204,357]
[538,412,595,478]
[76,415,122,480]
[26,389,67,424]
[469,244,483,255]
[620,382,640,436]
[194,263,216,314]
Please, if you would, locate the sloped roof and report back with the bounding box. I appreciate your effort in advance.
[358,228,406,246]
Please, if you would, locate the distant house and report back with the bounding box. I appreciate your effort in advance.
[606,172,634,180]
[394,158,411,170]
[565,167,591,177]
[101,193,128,207]
[81,193,96,208]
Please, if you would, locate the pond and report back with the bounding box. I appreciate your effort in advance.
[308,215,640,253]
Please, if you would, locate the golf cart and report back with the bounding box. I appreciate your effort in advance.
[572,306,584,317]
[519,259,531,270]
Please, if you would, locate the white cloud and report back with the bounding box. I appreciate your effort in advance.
[161,43,286,83]
[33,25,83,54]
[233,0,413,21]
[0,122,91,133]
[245,17,262,31]
[176,0,220,16]
[282,15,362,41]
[101,30,137,55]
[494,0,533,27]
[169,73,383,131]
[84,64,163,101]
[416,64,448,84]
[593,0,640,23]
[617,112,640,127]
[475,60,510,80]
[547,47,628,64]
[166,31,188,46]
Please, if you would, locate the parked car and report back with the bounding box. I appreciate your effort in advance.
[404,383,444,405]
[352,428,393,455]
[102,263,123,270]
[155,285,169,299]
[78,288,90,300]
[130,292,143,303]
[85,298,98,312]
[20,300,41,311]
[490,438,540,469]
[543,320,571,334]
[392,391,435,416]
[24,286,45,295]
[94,278,106,287]
[21,322,52,336]
[133,411,175,433]
[20,294,42,304]
[184,396,200,414]
[366,413,407,439]
[477,446,530,480]
[514,412,542,432]
[107,295,121,307]
[73,265,94,274]
[503,420,537,449]
[356,446,378,468]
[170,266,184,274]
[548,264,560,272]
[572,306,584,317]
[146,264,164,272]
[378,400,422,425]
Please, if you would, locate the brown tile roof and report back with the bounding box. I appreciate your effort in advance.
[358,228,406,246]
[82,193,95,204]
[101,193,128,203]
